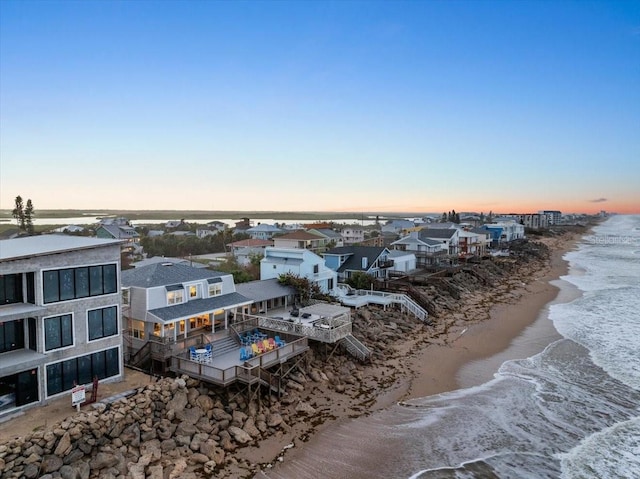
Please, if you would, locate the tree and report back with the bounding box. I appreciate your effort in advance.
[12,195,35,234]
[24,199,35,234]
[346,271,375,290]
[278,272,322,304]
[12,195,25,230]
[441,212,447,222]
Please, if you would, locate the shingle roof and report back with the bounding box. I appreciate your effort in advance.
[122,263,226,288]
[276,231,322,240]
[149,292,252,322]
[419,228,457,240]
[227,239,273,247]
[313,228,342,239]
[324,246,387,273]
[236,278,295,302]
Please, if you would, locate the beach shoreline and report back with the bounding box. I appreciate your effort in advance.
[260,231,586,477]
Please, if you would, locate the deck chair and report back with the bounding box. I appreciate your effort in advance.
[189,346,198,360]
[262,339,272,351]
[240,348,249,361]
[274,336,285,347]
[251,342,262,356]
[268,337,277,349]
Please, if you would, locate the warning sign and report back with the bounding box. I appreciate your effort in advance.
[71,385,86,407]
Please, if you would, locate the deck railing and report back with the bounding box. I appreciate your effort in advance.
[170,336,309,387]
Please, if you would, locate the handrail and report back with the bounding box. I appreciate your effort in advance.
[170,336,309,387]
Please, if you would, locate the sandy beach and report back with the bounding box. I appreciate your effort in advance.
[260,232,584,478]
[0,231,587,478]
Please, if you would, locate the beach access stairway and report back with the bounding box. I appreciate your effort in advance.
[340,334,371,362]
[335,284,429,323]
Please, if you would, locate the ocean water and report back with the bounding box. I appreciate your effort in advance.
[260,215,640,479]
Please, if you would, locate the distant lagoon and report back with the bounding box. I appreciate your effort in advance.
[29,216,383,227]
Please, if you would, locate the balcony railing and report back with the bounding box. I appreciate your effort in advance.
[170,336,309,387]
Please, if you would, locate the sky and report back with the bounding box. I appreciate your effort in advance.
[1,0,639,215]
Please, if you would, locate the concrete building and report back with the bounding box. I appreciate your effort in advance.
[0,235,124,415]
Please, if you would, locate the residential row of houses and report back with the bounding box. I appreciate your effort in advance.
[0,213,531,416]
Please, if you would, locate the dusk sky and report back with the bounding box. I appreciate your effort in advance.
[1,1,638,215]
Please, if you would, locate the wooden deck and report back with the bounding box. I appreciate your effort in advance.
[170,334,309,387]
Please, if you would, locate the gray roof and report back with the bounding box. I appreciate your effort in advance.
[324,246,387,273]
[98,224,139,239]
[313,228,342,239]
[122,262,226,288]
[0,235,123,262]
[419,228,457,240]
[131,257,207,269]
[149,292,252,322]
[236,279,295,302]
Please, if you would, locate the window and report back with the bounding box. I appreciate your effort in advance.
[43,264,118,304]
[122,288,130,306]
[131,320,145,339]
[1,273,23,305]
[0,319,25,353]
[88,306,118,341]
[189,285,198,298]
[46,347,120,396]
[208,283,222,297]
[167,290,184,305]
[313,264,319,274]
[44,314,73,351]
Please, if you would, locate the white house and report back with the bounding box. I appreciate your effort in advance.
[272,230,327,253]
[260,247,337,294]
[227,239,273,266]
[391,231,448,267]
[246,224,284,241]
[121,263,252,369]
[387,250,417,273]
[418,228,460,255]
[340,228,364,245]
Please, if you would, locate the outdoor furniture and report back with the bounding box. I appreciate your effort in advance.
[268,337,277,349]
[194,348,210,363]
[274,336,285,347]
[189,346,198,361]
[262,339,272,352]
[251,343,262,356]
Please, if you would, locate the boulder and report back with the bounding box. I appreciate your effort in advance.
[41,454,64,473]
[228,426,252,445]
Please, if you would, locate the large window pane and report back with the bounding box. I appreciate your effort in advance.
[47,362,63,396]
[89,266,103,296]
[43,270,59,303]
[44,317,61,350]
[78,356,92,385]
[92,351,106,380]
[103,265,117,294]
[62,359,78,391]
[75,267,89,298]
[59,269,75,301]
[105,348,120,377]
[103,307,118,337]
[61,315,73,347]
[88,310,103,341]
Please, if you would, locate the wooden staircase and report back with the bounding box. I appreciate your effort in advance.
[340,334,371,363]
